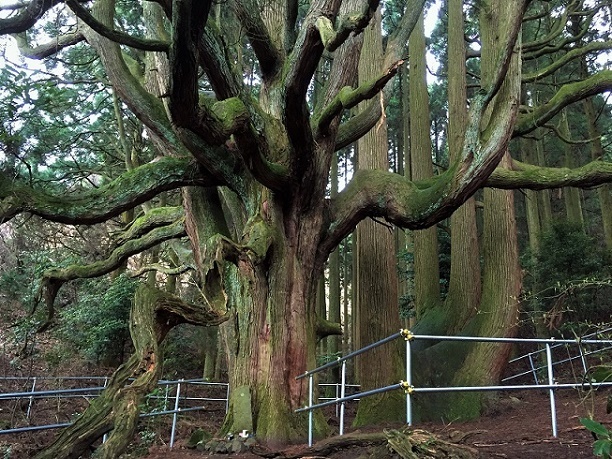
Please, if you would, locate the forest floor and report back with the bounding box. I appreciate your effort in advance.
[2,384,608,458]
[1,322,610,459]
[141,388,610,459]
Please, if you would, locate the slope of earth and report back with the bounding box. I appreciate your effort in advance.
[143,388,610,459]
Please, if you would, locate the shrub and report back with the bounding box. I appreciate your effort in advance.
[57,274,137,365]
[522,221,612,331]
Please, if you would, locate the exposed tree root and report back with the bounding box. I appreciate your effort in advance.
[385,428,479,458]
[267,428,478,459]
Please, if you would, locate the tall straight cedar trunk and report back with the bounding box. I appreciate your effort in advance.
[445,0,481,333]
[409,11,441,323]
[353,7,404,426]
[559,110,585,230]
[446,0,522,418]
[582,95,612,249]
[411,0,522,421]
[328,152,341,381]
[448,153,521,419]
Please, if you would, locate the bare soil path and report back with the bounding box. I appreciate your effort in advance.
[142,389,610,459]
[1,364,609,458]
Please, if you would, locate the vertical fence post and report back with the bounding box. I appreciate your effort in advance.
[225,383,230,414]
[406,338,412,426]
[26,377,37,421]
[545,343,558,437]
[102,377,109,444]
[164,384,170,411]
[577,342,588,375]
[528,353,538,384]
[308,375,314,447]
[339,361,346,436]
[334,382,339,418]
[170,379,182,448]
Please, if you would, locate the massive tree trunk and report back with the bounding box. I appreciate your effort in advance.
[182,185,327,444]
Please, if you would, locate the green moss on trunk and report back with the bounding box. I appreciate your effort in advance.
[36,285,227,459]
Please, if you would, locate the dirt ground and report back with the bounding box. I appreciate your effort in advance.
[145,388,610,459]
[1,384,610,458]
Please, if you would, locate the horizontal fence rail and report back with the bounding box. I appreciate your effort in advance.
[296,329,612,446]
[0,378,230,448]
[503,326,612,384]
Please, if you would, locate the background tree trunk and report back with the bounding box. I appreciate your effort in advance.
[412,0,522,421]
[445,0,481,333]
[559,110,585,230]
[409,11,441,322]
[353,7,404,427]
[446,0,522,419]
[329,151,342,381]
[583,95,612,249]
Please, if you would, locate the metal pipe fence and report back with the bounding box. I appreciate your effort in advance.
[502,326,612,384]
[296,329,612,446]
[0,377,229,449]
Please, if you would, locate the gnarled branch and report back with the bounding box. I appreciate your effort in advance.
[36,217,187,329]
[130,263,192,278]
[522,40,612,84]
[80,0,186,159]
[198,25,242,99]
[13,31,85,59]
[514,70,612,136]
[315,0,381,52]
[316,59,404,136]
[113,206,185,245]
[0,157,214,225]
[487,159,612,190]
[66,0,169,51]
[35,284,228,459]
[0,0,62,34]
[324,45,522,255]
[332,0,428,150]
[231,0,283,78]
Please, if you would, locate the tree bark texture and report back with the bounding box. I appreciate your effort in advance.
[6,0,611,452]
[409,11,441,321]
[35,285,227,459]
[353,7,404,426]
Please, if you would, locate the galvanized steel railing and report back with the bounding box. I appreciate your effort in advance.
[296,330,612,446]
[0,377,229,448]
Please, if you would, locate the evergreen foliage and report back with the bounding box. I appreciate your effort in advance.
[57,274,136,365]
[522,221,612,332]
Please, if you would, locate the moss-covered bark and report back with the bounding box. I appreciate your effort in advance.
[0,158,209,225]
[35,209,186,330]
[5,0,612,453]
[353,7,404,427]
[410,11,441,321]
[35,285,228,459]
